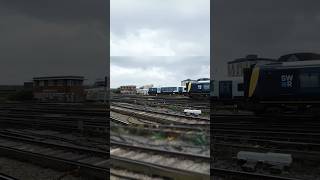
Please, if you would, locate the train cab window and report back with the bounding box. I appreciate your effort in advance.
[203,84,210,90]
[299,72,320,88]
[237,83,244,91]
[197,85,202,89]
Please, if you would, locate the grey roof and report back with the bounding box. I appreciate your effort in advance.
[228,57,277,64]
[197,78,210,81]
[181,79,196,82]
[33,76,85,81]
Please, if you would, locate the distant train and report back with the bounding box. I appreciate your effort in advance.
[186,77,244,101]
[186,79,210,98]
[243,60,320,114]
[148,86,186,95]
[148,87,161,95]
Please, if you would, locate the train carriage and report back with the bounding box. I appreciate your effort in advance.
[148,87,161,95]
[160,87,185,95]
[244,60,320,113]
[187,80,210,98]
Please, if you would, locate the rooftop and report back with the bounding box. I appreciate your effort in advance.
[33,76,85,81]
[278,52,320,62]
[228,55,276,64]
[181,79,196,82]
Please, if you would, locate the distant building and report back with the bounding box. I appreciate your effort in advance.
[228,55,277,77]
[85,87,106,102]
[84,78,108,102]
[33,76,85,102]
[181,79,197,87]
[136,88,148,95]
[93,79,107,87]
[120,85,136,94]
[139,84,153,89]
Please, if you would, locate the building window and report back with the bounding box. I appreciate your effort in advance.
[57,80,64,86]
[44,80,48,87]
[48,80,54,86]
[35,81,40,87]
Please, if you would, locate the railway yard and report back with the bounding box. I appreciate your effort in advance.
[0,94,318,179]
[0,103,109,180]
[111,94,320,180]
[110,94,210,180]
[211,112,320,180]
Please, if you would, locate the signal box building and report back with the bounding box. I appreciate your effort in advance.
[33,76,85,102]
[120,85,136,94]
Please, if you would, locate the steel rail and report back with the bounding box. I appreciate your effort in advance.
[0,173,19,180]
[111,141,210,162]
[111,155,210,180]
[211,168,302,180]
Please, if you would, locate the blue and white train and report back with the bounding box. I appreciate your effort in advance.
[186,77,244,101]
[148,86,186,95]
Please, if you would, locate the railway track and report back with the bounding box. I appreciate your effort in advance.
[211,115,320,155]
[111,103,209,126]
[0,130,108,179]
[110,168,164,180]
[211,168,302,180]
[111,94,209,106]
[0,127,209,180]
[211,114,320,179]
[111,115,209,134]
[0,173,19,180]
[0,108,108,134]
[111,95,210,115]
[0,105,108,117]
[110,141,210,180]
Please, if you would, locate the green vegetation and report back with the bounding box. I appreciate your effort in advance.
[166,104,179,112]
[192,133,208,146]
[151,132,167,140]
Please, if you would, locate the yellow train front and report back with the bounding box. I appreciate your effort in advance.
[186,78,210,99]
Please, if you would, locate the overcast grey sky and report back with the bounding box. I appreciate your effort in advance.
[212,0,320,79]
[110,0,210,88]
[111,56,209,88]
[0,0,108,85]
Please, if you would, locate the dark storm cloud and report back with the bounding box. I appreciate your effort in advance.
[0,0,106,24]
[212,0,320,78]
[0,0,108,85]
